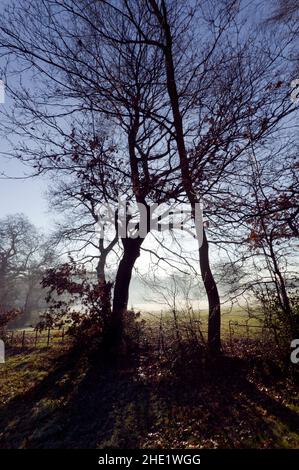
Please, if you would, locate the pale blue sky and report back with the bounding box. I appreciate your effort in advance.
[0,155,51,229]
[0,0,52,229]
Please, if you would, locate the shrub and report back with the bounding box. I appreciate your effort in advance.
[37,260,112,345]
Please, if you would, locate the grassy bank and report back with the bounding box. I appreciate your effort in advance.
[0,327,299,449]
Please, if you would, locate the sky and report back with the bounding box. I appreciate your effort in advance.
[0,1,57,231]
[0,0,51,229]
[0,155,52,229]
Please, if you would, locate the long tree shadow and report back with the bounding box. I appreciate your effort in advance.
[0,348,152,449]
[0,349,298,448]
[150,354,299,447]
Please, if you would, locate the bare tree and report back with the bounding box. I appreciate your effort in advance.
[267,0,299,24]
[0,1,177,346]
[0,0,296,354]
[0,213,55,325]
[96,0,296,353]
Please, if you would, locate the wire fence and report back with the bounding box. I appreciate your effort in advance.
[5,328,67,349]
[4,319,277,352]
[141,317,277,354]
[227,320,277,345]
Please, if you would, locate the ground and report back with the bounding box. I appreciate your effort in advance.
[0,328,299,449]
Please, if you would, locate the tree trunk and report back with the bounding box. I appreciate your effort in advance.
[199,228,221,354]
[107,237,143,350]
[149,1,221,354]
[268,240,296,337]
[96,255,107,285]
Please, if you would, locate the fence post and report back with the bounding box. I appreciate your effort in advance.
[21,330,26,348]
[229,321,232,347]
[246,321,249,340]
[47,329,51,347]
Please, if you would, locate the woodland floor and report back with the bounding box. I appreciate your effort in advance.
[0,332,299,449]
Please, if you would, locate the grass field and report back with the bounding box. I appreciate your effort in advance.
[140,306,267,348]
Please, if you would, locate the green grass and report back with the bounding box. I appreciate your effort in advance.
[140,306,266,346]
[142,305,263,324]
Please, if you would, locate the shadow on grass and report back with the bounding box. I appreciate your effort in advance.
[0,346,298,448]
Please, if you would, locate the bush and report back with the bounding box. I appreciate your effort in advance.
[37,260,112,346]
[255,286,299,357]
[0,306,22,340]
